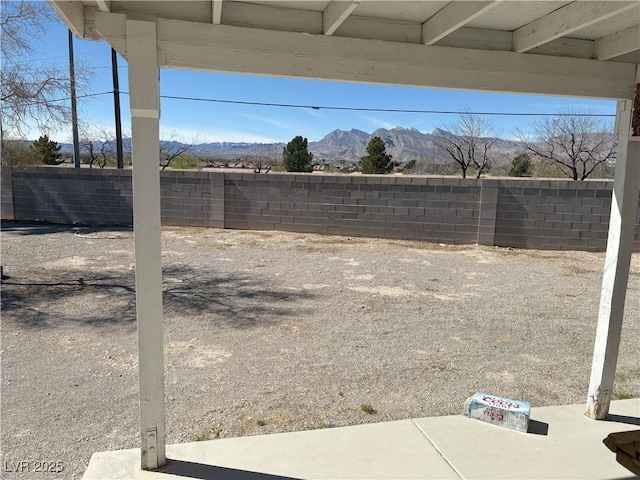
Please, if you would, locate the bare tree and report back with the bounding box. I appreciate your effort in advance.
[159,131,201,170]
[433,112,498,178]
[252,144,275,173]
[251,155,272,173]
[516,113,616,180]
[2,139,39,168]
[81,137,99,168]
[123,129,209,170]
[0,1,91,138]
[80,128,116,168]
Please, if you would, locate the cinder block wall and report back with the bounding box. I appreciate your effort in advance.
[3,167,640,252]
[160,171,224,228]
[8,167,225,228]
[224,173,481,243]
[9,167,133,225]
[1,166,15,220]
[494,180,621,251]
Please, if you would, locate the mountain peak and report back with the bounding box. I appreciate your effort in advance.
[431,128,448,136]
[312,128,371,148]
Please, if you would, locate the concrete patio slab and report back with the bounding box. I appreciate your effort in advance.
[414,398,640,479]
[83,399,639,480]
[83,419,459,479]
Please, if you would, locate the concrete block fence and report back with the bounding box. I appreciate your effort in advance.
[3,166,133,226]
[224,173,482,243]
[2,166,639,252]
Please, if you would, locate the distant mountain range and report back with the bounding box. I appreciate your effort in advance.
[309,127,523,165]
[55,126,526,166]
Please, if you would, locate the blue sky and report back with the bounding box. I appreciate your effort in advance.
[32,5,617,144]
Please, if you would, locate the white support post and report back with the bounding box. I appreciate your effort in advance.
[126,18,166,468]
[586,92,640,419]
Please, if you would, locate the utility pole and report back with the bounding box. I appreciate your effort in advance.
[68,29,80,168]
[112,48,124,169]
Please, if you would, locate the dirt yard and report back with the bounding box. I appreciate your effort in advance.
[1,221,639,479]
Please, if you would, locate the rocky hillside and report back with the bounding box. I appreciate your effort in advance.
[309,127,524,165]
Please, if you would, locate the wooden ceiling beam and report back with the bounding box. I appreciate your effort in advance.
[95,0,111,13]
[421,1,501,45]
[595,24,640,61]
[513,1,638,53]
[323,0,360,36]
[212,0,222,25]
[47,0,84,38]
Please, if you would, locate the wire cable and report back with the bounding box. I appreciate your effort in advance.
[38,91,114,104]
[145,93,619,117]
[39,90,617,117]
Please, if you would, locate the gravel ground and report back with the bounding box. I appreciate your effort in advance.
[1,220,639,479]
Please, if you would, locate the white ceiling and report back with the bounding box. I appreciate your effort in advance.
[50,1,640,99]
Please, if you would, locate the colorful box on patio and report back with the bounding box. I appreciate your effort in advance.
[464,392,531,433]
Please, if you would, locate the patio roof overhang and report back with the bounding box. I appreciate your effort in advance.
[49,0,640,471]
[53,0,640,99]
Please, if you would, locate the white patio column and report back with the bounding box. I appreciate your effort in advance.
[126,18,166,467]
[586,90,640,419]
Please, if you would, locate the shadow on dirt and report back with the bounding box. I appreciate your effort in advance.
[1,263,314,330]
[161,264,314,330]
[1,220,133,236]
[1,219,77,235]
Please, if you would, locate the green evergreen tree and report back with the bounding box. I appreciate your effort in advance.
[282,136,313,172]
[509,153,532,177]
[360,136,395,174]
[32,135,63,165]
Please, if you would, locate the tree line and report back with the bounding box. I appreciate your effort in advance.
[279,109,616,181]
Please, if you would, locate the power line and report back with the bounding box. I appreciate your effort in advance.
[90,65,128,70]
[41,90,616,118]
[39,91,113,104]
[20,50,113,65]
[155,94,618,117]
